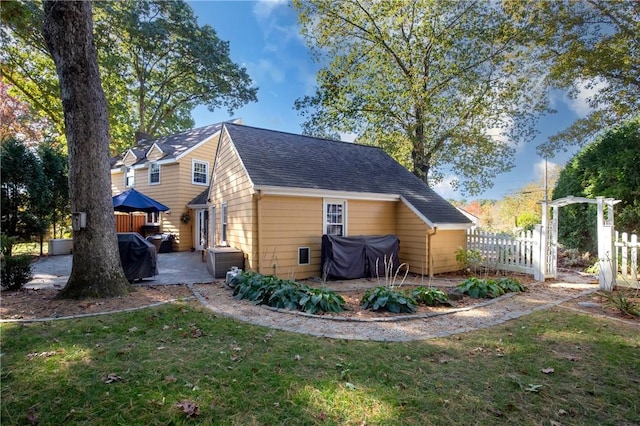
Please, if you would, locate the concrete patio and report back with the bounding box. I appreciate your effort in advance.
[26,251,214,289]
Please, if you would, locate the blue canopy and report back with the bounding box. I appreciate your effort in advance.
[112,188,170,213]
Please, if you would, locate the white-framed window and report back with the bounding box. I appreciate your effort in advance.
[298,247,310,265]
[221,202,228,245]
[125,166,135,187]
[323,199,346,236]
[148,162,160,185]
[192,160,209,185]
[146,211,160,225]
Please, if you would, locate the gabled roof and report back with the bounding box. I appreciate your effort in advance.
[222,123,471,227]
[111,121,228,169]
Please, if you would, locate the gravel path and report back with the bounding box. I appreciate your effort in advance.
[190,281,599,341]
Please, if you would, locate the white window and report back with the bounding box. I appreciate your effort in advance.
[125,166,135,187]
[221,202,228,245]
[192,160,208,185]
[146,211,160,225]
[323,200,346,236]
[149,162,160,185]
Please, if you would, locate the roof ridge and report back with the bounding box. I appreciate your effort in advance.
[223,122,385,152]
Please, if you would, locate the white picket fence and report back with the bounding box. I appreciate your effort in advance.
[614,231,639,285]
[466,229,539,275]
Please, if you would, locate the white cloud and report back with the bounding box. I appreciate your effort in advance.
[562,78,609,118]
[533,159,562,182]
[253,58,285,84]
[252,0,288,21]
[432,175,460,200]
[339,132,358,143]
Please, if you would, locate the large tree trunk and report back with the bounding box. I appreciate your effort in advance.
[43,0,128,298]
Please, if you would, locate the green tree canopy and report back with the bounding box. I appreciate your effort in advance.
[2,0,257,152]
[293,0,549,195]
[504,0,639,156]
[553,117,640,253]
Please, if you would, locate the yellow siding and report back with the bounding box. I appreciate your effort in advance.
[347,200,396,236]
[396,201,429,275]
[257,195,323,279]
[147,146,163,161]
[110,135,219,251]
[430,230,466,274]
[209,131,256,265]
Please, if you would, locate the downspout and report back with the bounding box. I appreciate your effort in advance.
[256,189,263,275]
[427,226,437,278]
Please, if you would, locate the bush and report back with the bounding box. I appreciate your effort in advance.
[455,246,483,274]
[360,286,417,313]
[411,286,450,306]
[1,254,33,290]
[456,276,525,299]
[231,272,346,314]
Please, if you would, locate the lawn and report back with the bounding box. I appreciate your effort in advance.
[1,301,638,425]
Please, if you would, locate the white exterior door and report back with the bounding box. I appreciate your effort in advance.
[195,209,208,251]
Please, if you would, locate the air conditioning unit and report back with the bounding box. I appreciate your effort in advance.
[206,247,244,278]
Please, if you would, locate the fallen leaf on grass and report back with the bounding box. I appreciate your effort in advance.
[26,406,38,425]
[174,399,200,418]
[164,375,177,383]
[104,373,123,384]
[541,367,555,374]
[26,349,64,360]
[128,326,138,333]
[345,382,357,390]
[525,384,543,393]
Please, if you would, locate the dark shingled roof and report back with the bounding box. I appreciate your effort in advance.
[188,189,209,207]
[111,122,224,167]
[223,123,470,226]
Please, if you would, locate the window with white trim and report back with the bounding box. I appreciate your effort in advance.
[125,166,135,187]
[192,160,208,185]
[323,200,346,236]
[221,202,228,245]
[146,211,160,225]
[148,162,160,185]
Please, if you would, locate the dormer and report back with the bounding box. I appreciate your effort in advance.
[146,143,164,162]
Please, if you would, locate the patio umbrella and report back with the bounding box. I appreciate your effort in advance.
[112,188,170,231]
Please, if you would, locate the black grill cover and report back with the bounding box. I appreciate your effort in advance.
[117,232,158,281]
[321,234,400,280]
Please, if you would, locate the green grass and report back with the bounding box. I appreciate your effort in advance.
[1,302,639,425]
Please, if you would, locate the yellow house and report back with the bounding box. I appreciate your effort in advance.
[206,122,472,280]
[110,121,239,251]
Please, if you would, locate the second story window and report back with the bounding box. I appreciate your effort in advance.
[149,162,160,185]
[192,160,208,185]
[125,166,135,187]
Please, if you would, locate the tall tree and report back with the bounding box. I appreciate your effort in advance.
[43,0,129,298]
[0,137,46,250]
[293,0,548,195]
[504,0,639,156]
[38,141,69,240]
[553,117,640,253]
[2,0,257,152]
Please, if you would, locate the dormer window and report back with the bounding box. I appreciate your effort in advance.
[149,162,160,185]
[125,166,135,187]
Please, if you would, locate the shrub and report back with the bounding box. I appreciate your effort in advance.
[598,289,640,317]
[360,286,417,313]
[456,277,526,299]
[232,272,345,314]
[411,286,449,306]
[1,254,33,290]
[455,246,483,274]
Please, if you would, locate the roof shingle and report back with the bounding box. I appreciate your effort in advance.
[223,123,470,226]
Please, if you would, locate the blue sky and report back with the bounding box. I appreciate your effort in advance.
[188,0,588,202]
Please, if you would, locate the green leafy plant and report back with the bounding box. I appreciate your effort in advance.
[598,289,640,317]
[0,253,33,291]
[411,286,450,306]
[232,272,345,314]
[455,246,483,274]
[495,277,526,293]
[300,287,347,314]
[360,286,417,313]
[457,276,525,299]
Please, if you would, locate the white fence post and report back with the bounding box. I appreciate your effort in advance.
[533,225,543,281]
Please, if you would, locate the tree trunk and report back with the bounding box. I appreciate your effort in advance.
[43,0,128,298]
